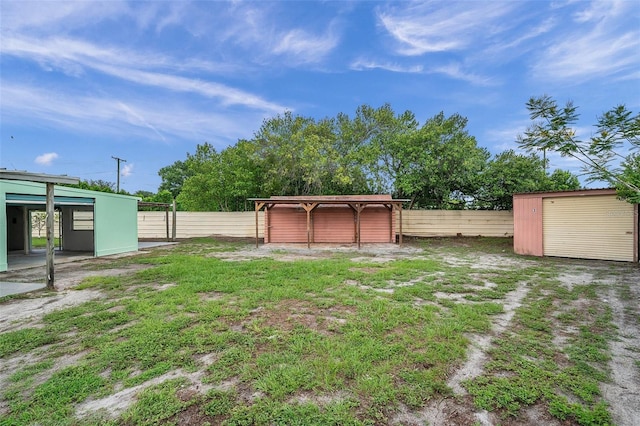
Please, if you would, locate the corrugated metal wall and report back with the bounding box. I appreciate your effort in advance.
[311,207,355,243]
[361,207,395,243]
[138,210,514,240]
[265,207,307,243]
[513,197,543,256]
[543,195,635,262]
[266,205,394,243]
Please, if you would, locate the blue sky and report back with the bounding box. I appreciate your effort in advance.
[1,0,639,193]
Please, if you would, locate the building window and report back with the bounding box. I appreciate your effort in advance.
[73,210,94,231]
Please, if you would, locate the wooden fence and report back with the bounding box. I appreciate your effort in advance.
[138,210,513,240]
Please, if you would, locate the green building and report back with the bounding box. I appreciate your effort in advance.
[1,177,139,272]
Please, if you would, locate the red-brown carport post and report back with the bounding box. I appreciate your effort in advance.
[254,201,265,248]
[393,203,404,247]
[302,202,318,249]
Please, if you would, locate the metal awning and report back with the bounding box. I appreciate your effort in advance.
[1,170,80,289]
[6,193,95,205]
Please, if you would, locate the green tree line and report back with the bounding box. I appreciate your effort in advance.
[74,98,639,211]
[160,104,579,211]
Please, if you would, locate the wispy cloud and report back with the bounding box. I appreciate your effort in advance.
[430,63,496,86]
[0,83,267,145]
[0,1,128,33]
[211,3,342,66]
[35,152,59,166]
[532,1,639,82]
[272,28,339,65]
[350,59,423,73]
[376,2,517,55]
[3,36,283,112]
[0,1,190,36]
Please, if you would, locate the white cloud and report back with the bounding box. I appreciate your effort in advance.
[533,1,639,82]
[272,28,339,64]
[2,35,286,113]
[376,2,517,55]
[34,152,58,166]
[350,59,423,73]
[210,3,342,66]
[572,0,626,23]
[0,1,128,33]
[430,63,496,86]
[121,164,134,177]
[1,83,267,145]
[533,29,638,82]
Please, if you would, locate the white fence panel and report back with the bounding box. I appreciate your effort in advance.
[138,211,264,239]
[401,210,513,237]
[138,210,513,239]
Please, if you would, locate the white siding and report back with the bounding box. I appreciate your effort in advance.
[543,195,635,261]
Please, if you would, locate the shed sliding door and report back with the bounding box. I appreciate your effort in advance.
[543,195,634,262]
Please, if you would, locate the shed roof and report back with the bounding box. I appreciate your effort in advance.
[513,188,617,199]
[1,169,79,185]
[249,195,410,205]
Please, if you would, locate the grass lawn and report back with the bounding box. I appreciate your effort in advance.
[30,237,61,248]
[0,237,628,425]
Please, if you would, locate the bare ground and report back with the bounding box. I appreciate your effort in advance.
[1,241,639,425]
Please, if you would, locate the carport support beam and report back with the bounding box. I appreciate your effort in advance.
[172,199,177,242]
[302,203,318,249]
[23,207,30,255]
[46,183,55,289]
[255,202,265,248]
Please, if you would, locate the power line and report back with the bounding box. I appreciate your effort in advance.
[111,156,127,193]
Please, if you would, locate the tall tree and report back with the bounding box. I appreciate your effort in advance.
[177,141,263,211]
[474,150,580,210]
[518,95,640,203]
[393,112,489,209]
[254,112,342,196]
[334,104,419,194]
[158,160,191,199]
[175,143,220,211]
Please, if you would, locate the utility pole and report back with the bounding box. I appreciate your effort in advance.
[112,156,127,193]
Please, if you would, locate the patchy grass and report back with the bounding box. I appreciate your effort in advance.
[465,278,615,424]
[0,237,626,425]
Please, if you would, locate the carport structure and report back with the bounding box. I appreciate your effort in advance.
[1,171,139,288]
[250,195,409,249]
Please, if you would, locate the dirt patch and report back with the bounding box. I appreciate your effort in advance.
[556,271,595,290]
[288,390,350,406]
[0,289,104,333]
[167,404,219,426]
[76,368,216,420]
[412,281,530,424]
[601,270,640,426]
[207,243,423,263]
[441,253,536,271]
[392,398,480,426]
[237,300,353,336]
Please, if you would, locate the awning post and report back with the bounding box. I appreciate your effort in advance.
[46,183,55,289]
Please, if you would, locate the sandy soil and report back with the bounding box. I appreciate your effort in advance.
[1,242,638,425]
